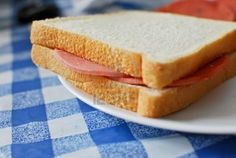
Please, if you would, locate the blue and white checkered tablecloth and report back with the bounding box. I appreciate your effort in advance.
[0,0,236,158]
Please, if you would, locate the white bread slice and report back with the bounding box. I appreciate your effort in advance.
[31,44,236,118]
[30,11,236,89]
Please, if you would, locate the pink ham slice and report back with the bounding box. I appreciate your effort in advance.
[167,55,229,87]
[54,49,145,85]
[54,49,128,78]
[109,77,144,85]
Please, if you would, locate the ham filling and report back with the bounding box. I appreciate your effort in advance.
[54,49,229,87]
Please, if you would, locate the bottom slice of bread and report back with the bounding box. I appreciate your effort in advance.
[31,44,236,118]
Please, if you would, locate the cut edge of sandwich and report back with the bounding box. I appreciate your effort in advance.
[30,11,236,89]
[31,44,236,118]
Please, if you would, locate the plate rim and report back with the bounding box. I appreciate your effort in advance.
[59,76,236,134]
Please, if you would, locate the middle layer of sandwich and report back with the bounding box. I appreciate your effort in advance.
[54,49,229,88]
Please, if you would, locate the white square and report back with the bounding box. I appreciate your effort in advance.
[0,127,12,147]
[0,71,12,85]
[56,147,100,158]
[0,54,13,65]
[42,85,75,104]
[48,113,88,139]
[0,30,11,48]
[0,2,11,18]
[39,68,56,78]
[0,95,12,111]
[142,134,194,158]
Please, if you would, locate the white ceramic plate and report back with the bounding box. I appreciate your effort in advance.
[59,76,236,134]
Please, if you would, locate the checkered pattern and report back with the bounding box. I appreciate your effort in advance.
[0,0,236,158]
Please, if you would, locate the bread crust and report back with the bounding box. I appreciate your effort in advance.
[31,44,236,118]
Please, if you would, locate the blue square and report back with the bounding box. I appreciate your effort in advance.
[127,122,175,139]
[12,79,41,93]
[0,84,11,97]
[13,89,44,110]
[41,77,61,88]
[113,2,143,9]
[84,111,125,131]
[99,141,147,158]
[45,99,81,120]
[12,38,31,53]
[195,137,236,158]
[12,104,47,126]
[0,111,11,128]
[12,122,50,144]
[90,123,135,145]
[52,133,95,156]
[11,25,30,39]
[14,51,30,61]
[79,100,96,112]
[12,59,35,70]
[181,133,229,150]
[13,67,40,82]
[12,140,54,158]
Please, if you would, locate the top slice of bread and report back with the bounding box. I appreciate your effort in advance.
[30,11,236,89]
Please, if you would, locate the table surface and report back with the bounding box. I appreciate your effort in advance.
[0,0,236,158]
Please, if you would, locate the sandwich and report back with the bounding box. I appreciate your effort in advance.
[30,11,236,118]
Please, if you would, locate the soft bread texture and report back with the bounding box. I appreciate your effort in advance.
[31,44,236,118]
[30,11,236,89]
